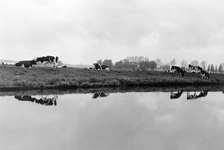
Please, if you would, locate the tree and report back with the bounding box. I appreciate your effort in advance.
[200,61,207,70]
[162,63,170,70]
[114,60,123,69]
[170,59,176,66]
[155,58,162,69]
[103,59,113,68]
[148,61,157,70]
[207,64,211,71]
[180,60,188,68]
[190,60,199,66]
[218,63,223,72]
[215,65,218,72]
[96,59,103,65]
[210,64,214,72]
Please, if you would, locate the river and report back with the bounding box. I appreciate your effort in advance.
[0,86,224,150]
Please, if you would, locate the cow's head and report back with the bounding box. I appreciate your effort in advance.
[55,56,59,63]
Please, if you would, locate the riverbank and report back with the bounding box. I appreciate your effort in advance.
[1,65,224,90]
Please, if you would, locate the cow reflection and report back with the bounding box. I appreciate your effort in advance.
[15,95,58,106]
[187,90,208,100]
[92,93,109,99]
[170,90,183,99]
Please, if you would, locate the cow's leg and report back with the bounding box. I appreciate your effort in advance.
[53,60,58,68]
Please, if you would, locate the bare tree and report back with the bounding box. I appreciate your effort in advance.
[170,59,176,66]
[218,63,223,72]
[96,59,103,64]
[155,58,162,69]
[180,60,188,68]
[200,61,207,70]
[190,60,199,66]
[211,64,214,72]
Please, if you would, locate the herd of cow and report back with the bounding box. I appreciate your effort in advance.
[9,55,209,79]
[14,55,59,68]
[170,64,210,79]
[12,55,110,71]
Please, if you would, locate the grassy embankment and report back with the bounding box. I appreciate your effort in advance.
[1,65,224,90]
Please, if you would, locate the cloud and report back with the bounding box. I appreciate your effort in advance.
[1,0,224,64]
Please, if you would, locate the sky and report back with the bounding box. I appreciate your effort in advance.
[1,0,224,65]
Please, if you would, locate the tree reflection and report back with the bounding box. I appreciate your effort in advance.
[14,95,58,106]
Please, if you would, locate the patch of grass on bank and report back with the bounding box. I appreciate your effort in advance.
[0,65,224,89]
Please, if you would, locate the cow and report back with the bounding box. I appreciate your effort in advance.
[188,64,202,73]
[36,56,59,68]
[170,90,183,99]
[93,63,109,71]
[15,60,37,68]
[200,69,209,79]
[187,90,208,100]
[170,66,184,76]
[197,67,209,79]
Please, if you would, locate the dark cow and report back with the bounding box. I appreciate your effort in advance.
[14,95,58,106]
[171,66,184,76]
[92,93,109,99]
[187,90,208,100]
[170,90,183,99]
[93,63,109,71]
[36,56,59,68]
[15,60,37,68]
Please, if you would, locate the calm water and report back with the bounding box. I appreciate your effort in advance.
[0,89,224,150]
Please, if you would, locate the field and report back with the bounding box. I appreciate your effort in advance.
[1,65,224,90]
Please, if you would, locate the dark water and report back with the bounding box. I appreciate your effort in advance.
[0,88,224,150]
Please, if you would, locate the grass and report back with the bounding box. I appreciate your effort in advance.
[1,65,224,90]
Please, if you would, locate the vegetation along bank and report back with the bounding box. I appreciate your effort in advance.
[1,65,224,90]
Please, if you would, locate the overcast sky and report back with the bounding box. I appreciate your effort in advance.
[1,0,224,65]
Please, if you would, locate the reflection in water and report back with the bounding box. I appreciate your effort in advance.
[170,89,209,100]
[170,90,183,99]
[14,95,58,106]
[92,93,109,99]
[0,87,224,150]
[187,89,208,100]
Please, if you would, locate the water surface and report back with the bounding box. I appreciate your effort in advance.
[0,88,224,150]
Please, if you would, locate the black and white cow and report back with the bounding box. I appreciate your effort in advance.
[93,63,109,71]
[189,64,209,79]
[199,69,210,79]
[36,56,59,68]
[170,66,184,76]
[15,60,37,68]
[188,64,202,73]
